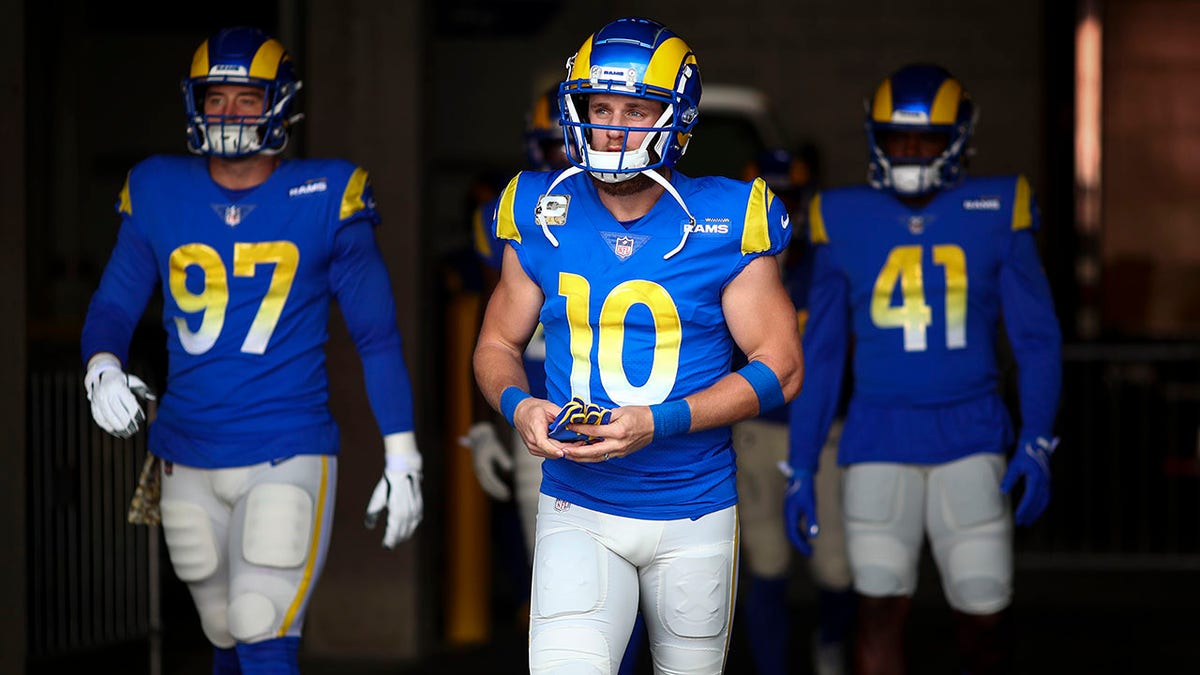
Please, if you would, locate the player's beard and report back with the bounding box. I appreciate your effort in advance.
[592,171,660,197]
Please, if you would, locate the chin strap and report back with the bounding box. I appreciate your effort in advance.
[537,165,697,260]
[641,168,695,259]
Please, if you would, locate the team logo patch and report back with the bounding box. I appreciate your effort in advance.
[554,499,571,512]
[591,65,638,87]
[535,194,570,226]
[601,231,651,261]
[288,179,328,197]
[684,218,731,236]
[212,203,257,227]
[962,196,1001,211]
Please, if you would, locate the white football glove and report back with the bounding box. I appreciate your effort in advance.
[364,431,424,548]
[459,421,513,500]
[84,353,156,439]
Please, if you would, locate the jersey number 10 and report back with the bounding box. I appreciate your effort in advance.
[559,272,681,406]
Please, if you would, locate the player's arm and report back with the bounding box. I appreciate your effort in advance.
[786,242,851,476]
[783,241,850,554]
[330,217,423,547]
[80,212,160,438]
[998,226,1063,526]
[474,244,572,459]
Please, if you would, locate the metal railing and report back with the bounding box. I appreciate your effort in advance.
[27,370,160,670]
[1017,342,1200,569]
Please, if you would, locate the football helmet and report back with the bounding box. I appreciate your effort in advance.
[525,85,567,171]
[182,26,302,158]
[865,63,976,196]
[559,17,701,183]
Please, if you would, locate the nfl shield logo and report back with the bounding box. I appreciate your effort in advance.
[225,205,243,227]
[614,236,635,259]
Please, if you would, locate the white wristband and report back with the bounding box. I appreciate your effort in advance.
[383,431,423,473]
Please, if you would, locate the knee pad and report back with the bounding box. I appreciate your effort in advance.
[940,538,1012,614]
[533,529,604,619]
[659,552,732,639]
[528,625,610,675]
[228,591,279,642]
[242,483,314,568]
[160,500,220,582]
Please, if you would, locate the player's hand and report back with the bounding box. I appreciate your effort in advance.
[547,397,612,443]
[513,397,577,459]
[1000,435,1059,526]
[365,432,424,548]
[781,462,819,556]
[459,421,513,500]
[85,354,156,439]
[564,405,654,463]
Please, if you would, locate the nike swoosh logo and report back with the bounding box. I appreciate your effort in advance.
[781,213,791,229]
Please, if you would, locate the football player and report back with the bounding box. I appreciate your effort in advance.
[80,26,423,674]
[463,83,650,675]
[473,17,803,675]
[785,63,1062,675]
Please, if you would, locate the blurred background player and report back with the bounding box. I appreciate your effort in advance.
[785,63,1062,675]
[80,26,423,674]
[474,16,802,674]
[459,84,648,673]
[732,148,855,675]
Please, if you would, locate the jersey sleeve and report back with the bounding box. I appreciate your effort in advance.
[493,171,540,282]
[329,219,415,435]
[1000,225,1062,441]
[80,171,160,366]
[740,178,792,257]
[336,166,383,228]
[787,194,850,474]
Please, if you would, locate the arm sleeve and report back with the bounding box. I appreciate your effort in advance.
[330,218,415,435]
[80,216,159,366]
[788,242,850,474]
[999,229,1062,440]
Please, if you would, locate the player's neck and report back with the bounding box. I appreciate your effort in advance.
[208,154,281,190]
[594,170,667,222]
[896,191,937,210]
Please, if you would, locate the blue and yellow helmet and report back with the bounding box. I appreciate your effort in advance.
[865,63,976,195]
[182,26,301,158]
[525,85,566,171]
[559,17,701,182]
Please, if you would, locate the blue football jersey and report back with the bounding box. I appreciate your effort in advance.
[789,175,1061,470]
[496,168,791,519]
[82,155,415,468]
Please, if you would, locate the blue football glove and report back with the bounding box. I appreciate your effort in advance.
[1000,435,1059,526]
[780,462,819,556]
[547,397,612,443]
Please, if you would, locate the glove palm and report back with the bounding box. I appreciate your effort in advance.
[365,432,424,548]
[1000,435,1059,526]
[781,463,819,556]
[85,355,155,438]
[459,421,513,500]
